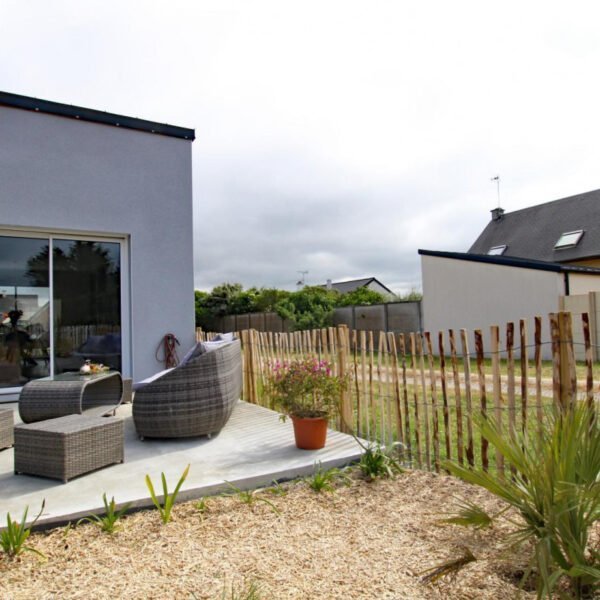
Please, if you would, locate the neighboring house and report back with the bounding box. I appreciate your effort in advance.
[322,277,395,297]
[469,189,600,268]
[419,189,600,357]
[0,91,195,399]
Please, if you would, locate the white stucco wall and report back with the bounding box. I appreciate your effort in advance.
[568,273,600,295]
[0,104,194,381]
[421,255,564,357]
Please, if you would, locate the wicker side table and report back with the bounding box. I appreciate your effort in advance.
[14,415,124,482]
[0,409,14,450]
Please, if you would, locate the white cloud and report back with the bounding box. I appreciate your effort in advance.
[3,0,600,294]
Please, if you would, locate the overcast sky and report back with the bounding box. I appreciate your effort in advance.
[3,1,600,294]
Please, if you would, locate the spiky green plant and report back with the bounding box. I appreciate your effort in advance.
[77,494,130,534]
[223,482,280,515]
[307,463,350,493]
[195,497,209,515]
[438,498,499,530]
[145,464,190,524]
[0,500,46,559]
[265,480,288,497]
[444,403,600,599]
[357,442,403,480]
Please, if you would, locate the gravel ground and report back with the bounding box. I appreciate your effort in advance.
[0,469,537,599]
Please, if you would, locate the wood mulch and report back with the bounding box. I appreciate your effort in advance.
[0,469,536,599]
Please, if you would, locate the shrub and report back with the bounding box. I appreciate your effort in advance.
[443,403,600,598]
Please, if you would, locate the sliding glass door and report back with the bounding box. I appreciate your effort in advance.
[53,240,121,375]
[0,236,51,387]
[0,233,123,389]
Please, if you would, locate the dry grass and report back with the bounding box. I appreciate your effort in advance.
[0,470,535,600]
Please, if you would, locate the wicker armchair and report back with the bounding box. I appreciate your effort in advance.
[132,339,242,439]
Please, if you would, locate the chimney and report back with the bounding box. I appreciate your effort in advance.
[326,279,333,290]
[491,207,505,221]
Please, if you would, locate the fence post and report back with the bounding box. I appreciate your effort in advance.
[550,312,577,412]
[490,325,504,477]
[582,313,595,409]
[240,330,249,402]
[337,325,352,433]
[242,329,258,405]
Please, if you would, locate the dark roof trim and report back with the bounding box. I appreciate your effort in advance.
[418,249,600,275]
[0,91,195,141]
[362,277,395,294]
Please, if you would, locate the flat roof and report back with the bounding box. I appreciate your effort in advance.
[0,91,195,141]
[418,249,600,275]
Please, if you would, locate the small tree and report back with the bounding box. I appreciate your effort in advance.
[275,286,339,331]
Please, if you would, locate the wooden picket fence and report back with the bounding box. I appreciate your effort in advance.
[198,311,598,474]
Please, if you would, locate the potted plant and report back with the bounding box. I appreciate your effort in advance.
[266,356,348,449]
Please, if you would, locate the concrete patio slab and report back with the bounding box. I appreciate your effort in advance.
[0,401,363,529]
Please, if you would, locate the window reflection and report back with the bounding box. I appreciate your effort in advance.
[53,240,121,374]
[0,236,122,387]
[0,237,50,387]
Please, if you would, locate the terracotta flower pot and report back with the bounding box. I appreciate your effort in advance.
[290,414,328,450]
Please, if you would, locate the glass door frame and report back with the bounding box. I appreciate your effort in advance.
[0,226,130,396]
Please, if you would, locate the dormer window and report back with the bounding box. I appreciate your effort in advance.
[554,230,583,249]
[488,245,507,255]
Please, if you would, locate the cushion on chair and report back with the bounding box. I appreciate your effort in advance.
[180,338,233,362]
[133,367,175,392]
[213,332,236,342]
[179,342,206,366]
[201,340,232,353]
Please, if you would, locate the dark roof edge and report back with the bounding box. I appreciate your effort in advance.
[366,277,395,294]
[320,277,395,294]
[418,249,600,274]
[0,91,195,141]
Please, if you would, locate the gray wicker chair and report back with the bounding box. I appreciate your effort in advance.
[132,339,242,439]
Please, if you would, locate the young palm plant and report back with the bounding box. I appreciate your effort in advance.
[443,402,600,599]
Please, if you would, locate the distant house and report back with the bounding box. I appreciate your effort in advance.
[469,189,600,268]
[322,277,394,297]
[419,189,600,358]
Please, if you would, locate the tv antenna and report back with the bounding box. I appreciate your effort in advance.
[490,175,501,207]
[296,270,308,288]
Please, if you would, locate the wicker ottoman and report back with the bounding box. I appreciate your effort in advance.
[14,415,124,482]
[0,409,14,450]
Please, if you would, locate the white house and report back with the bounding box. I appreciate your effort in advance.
[0,91,195,400]
[419,249,600,358]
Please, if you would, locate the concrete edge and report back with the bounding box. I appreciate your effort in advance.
[21,450,363,531]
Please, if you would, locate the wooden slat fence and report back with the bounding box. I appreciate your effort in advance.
[197,311,599,473]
